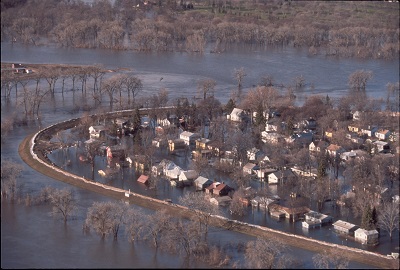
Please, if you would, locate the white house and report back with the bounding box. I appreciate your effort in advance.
[361,125,378,137]
[340,150,357,161]
[243,162,258,175]
[309,140,329,153]
[227,108,245,122]
[165,165,182,180]
[261,132,285,144]
[268,169,295,185]
[375,129,391,141]
[194,176,213,191]
[326,144,345,156]
[354,228,379,245]
[246,147,264,161]
[178,170,198,186]
[179,131,200,146]
[372,141,390,153]
[88,125,108,139]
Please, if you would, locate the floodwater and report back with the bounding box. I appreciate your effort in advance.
[1,42,398,268]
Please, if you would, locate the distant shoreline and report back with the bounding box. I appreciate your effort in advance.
[18,114,398,270]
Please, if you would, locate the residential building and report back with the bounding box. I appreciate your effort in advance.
[332,220,359,236]
[194,176,213,191]
[268,169,296,185]
[375,129,391,141]
[354,228,379,245]
[179,131,200,146]
[227,108,246,122]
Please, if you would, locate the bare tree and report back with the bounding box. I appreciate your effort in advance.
[233,67,247,101]
[85,201,126,239]
[244,237,288,269]
[179,191,220,239]
[164,218,204,257]
[229,188,247,216]
[49,188,77,223]
[1,159,23,200]
[259,74,275,87]
[312,248,350,269]
[122,75,143,106]
[125,207,146,242]
[378,201,399,239]
[143,209,172,248]
[197,78,216,100]
[348,70,373,92]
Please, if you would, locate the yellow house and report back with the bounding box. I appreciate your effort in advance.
[348,124,360,133]
[195,138,211,150]
[325,129,334,138]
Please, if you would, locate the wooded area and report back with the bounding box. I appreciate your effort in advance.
[1,0,398,59]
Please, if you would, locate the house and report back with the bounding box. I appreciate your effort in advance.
[372,141,390,153]
[375,129,391,141]
[309,140,329,153]
[290,166,318,178]
[196,138,211,150]
[286,131,313,145]
[210,196,232,206]
[179,131,200,146]
[296,118,317,130]
[269,205,310,222]
[164,162,182,180]
[191,149,213,161]
[141,115,151,128]
[361,125,378,137]
[332,220,359,236]
[348,123,361,133]
[325,129,334,138]
[340,150,357,161]
[304,211,333,225]
[106,145,126,160]
[354,228,379,245]
[352,110,362,121]
[227,108,246,122]
[268,169,296,185]
[246,147,264,161]
[178,170,198,186]
[261,132,285,144]
[194,176,213,191]
[157,114,178,127]
[168,139,186,152]
[152,137,167,148]
[137,174,149,184]
[243,162,258,175]
[115,118,130,129]
[212,183,233,196]
[251,196,277,210]
[389,132,398,142]
[132,155,147,172]
[205,182,221,195]
[256,168,277,181]
[265,119,281,132]
[346,133,365,144]
[89,125,108,139]
[326,144,345,156]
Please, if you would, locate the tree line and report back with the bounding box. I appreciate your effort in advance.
[0,0,398,59]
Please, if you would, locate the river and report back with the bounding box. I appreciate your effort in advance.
[1,42,398,268]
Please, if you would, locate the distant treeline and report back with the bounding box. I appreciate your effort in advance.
[1,0,398,59]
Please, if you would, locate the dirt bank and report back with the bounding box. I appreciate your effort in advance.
[19,131,398,269]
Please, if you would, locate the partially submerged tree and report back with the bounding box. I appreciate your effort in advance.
[49,188,77,223]
[378,201,399,239]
